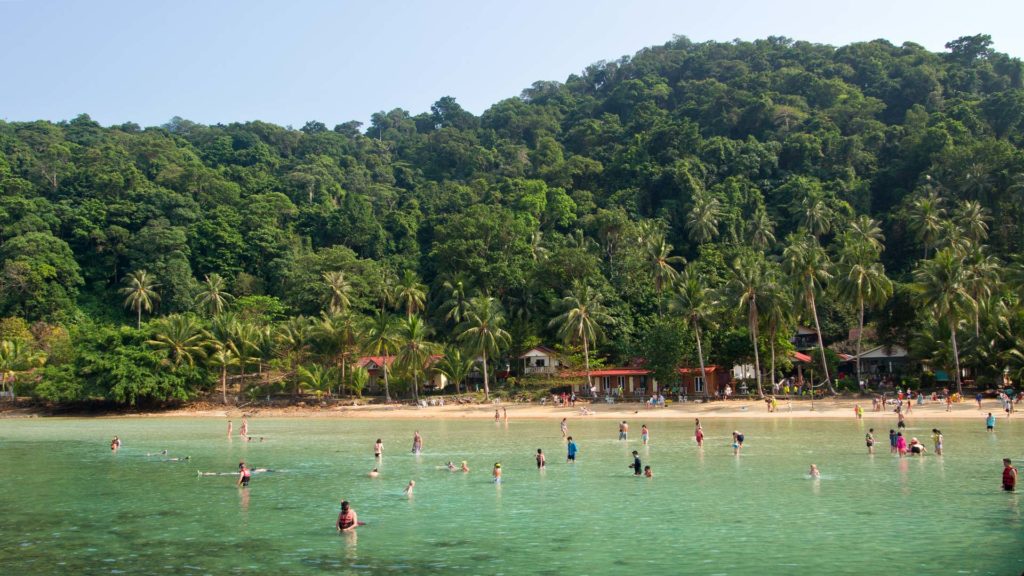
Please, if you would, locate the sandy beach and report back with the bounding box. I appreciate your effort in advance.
[4,396,1004,421]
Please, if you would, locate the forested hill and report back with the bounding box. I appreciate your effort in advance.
[2,34,1024,405]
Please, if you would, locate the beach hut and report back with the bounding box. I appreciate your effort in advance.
[677,366,730,397]
[518,346,563,376]
[356,355,448,392]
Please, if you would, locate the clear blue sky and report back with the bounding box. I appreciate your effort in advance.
[2,0,1021,129]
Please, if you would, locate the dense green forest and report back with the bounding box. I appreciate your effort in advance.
[2,34,1024,406]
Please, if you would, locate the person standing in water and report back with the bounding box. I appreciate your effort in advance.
[412,431,422,454]
[629,451,642,475]
[986,412,996,431]
[619,421,629,441]
[536,449,546,470]
[503,407,508,422]
[896,432,908,457]
[561,418,568,438]
[110,436,121,451]
[495,409,500,422]
[460,460,469,472]
[403,480,415,496]
[237,462,251,487]
[227,420,233,437]
[931,429,943,455]
[1003,458,1017,492]
[809,464,820,479]
[336,500,358,532]
[889,429,898,453]
[492,463,502,483]
[641,424,649,446]
[643,465,653,478]
[374,439,383,459]
[240,417,248,438]
[896,409,906,430]
[695,419,704,448]
[566,436,578,463]
[732,431,744,455]
[865,429,875,454]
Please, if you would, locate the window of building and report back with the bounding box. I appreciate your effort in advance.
[694,377,705,393]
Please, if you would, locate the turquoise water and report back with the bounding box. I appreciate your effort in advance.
[0,416,1021,575]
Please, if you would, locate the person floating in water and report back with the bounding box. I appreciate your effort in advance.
[445,460,456,471]
[908,437,927,455]
[643,465,653,478]
[641,424,649,445]
[536,449,546,470]
[404,480,415,496]
[374,438,383,459]
[865,428,875,454]
[619,421,629,441]
[412,431,422,454]
[629,451,642,475]
[566,436,578,463]
[1002,458,1017,492]
[336,500,358,532]
[809,464,820,479]
[237,462,251,487]
[492,462,502,483]
[368,468,379,478]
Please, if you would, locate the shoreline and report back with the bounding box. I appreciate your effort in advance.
[1,398,1012,420]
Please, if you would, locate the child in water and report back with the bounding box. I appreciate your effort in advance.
[866,428,875,454]
[641,424,649,445]
[536,449,546,469]
[643,465,653,478]
[809,464,820,478]
[492,463,502,483]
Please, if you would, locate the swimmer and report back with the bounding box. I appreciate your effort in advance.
[374,438,383,459]
[237,462,251,487]
[561,418,568,437]
[368,468,379,478]
[162,456,191,462]
[460,460,469,473]
[566,436,578,463]
[629,451,642,476]
[146,449,169,457]
[404,480,415,496]
[641,424,649,445]
[909,437,927,455]
[865,428,875,454]
[492,462,502,483]
[446,460,456,471]
[110,436,121,451]
[536,448,546,469]
[336,500,358,532]
[643,465,653,478]
[809,464,820,479]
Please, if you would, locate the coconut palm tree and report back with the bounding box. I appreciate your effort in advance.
[435,347,474,394]
[208,343,238,404]
[908,192,946,259]
[323,271,352,314]
[396,270,427,319]
[685,190,721,244]
[914,247,977,395]
[548,284,612,397]
[646,237,685,315]
[313,311,362,396]
[120,270,160,329]
[747,208,776,250]
[295,364,337,398]
[395,315,436,400]
[364,311,398,402]
[0,339,46,400]
[798,192,834,237]
[459,296,511,399]
[348,365,369,398]
[955,200,990,245]
[836,250,893,387]
[760,278,794,389]
[440,278,472,326]
[195,273,234,316]
[147,314,208,368]
[847,215,885,254]
[668,272,719,400]
[730,252,768,397]
[783,233,835,394]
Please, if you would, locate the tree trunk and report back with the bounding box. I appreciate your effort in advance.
[950,318,963,396]
[382,363,392,403]
[412,366,419,401]
[482,350,490,399]
[221,366,228,405]
[694,320,709,401]
[583,335,591,398]
[137,306,142,330]
[809,288,835,394]
[749,297,763,398]
[856,298,864,389]
[769,328,777,393]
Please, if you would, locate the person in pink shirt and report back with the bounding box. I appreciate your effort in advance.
[895,431,908,457]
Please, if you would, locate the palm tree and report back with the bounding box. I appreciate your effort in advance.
[208,343,239,404]
[955,200,991,245]
[914,248,977,395]
[0,340,46,400]
[961,245,1002,337]
[313,311,362,396]
[760,278,794,389]
[783,233,835,394]
[440,278,471,326]
[395,315,436,400]
[274,316,313,375]
[120,270,160,329]
[548,284,612,397]
[147,314,208,368]
[747,208,776,250]
[836,252,893,387]
[195,273,234,316]
[348,365,369,398]
[646,237,685,315]
[846,215,885,254]
[908,192,946,259]
[798,193,834,237]
[459,296,511,399]
[364,311,398,402]
[668,272,719,400]
[296,364,337,398]
[435,347,474,394]
[323,271,352,314]
[730,252,768,397]
[396,270,427,319]
[685,191,721,244]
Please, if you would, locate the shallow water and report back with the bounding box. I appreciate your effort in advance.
[0,415,1021,575]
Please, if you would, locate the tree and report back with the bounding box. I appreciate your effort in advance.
[364,311,398,402]
[548,284,612,397]
[914,248,976,395]
[147,314,208,368]
[668,272,718,400]
[435,347,474,394]
[730,252,768,397]
[836,248,893,386]
[908,192,946,259]
[459,296,511,399]
[395,315,435,400]
[296,364,336,398]
[120,270,160,329]
[195,273,234,316]
[0,339,46,400]
[440,278,472,326]
[313,311,362,395]
[685,190,722,244]
[322,271,352,314]
[783,234,835,393]
[396,270,427,319]
[208,343,238,405]
[646,237,685,314]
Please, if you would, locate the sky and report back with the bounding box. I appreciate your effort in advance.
[2,0,1022,129]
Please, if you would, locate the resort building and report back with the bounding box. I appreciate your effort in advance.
[356,355,448,392]
[518,346,563,376]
